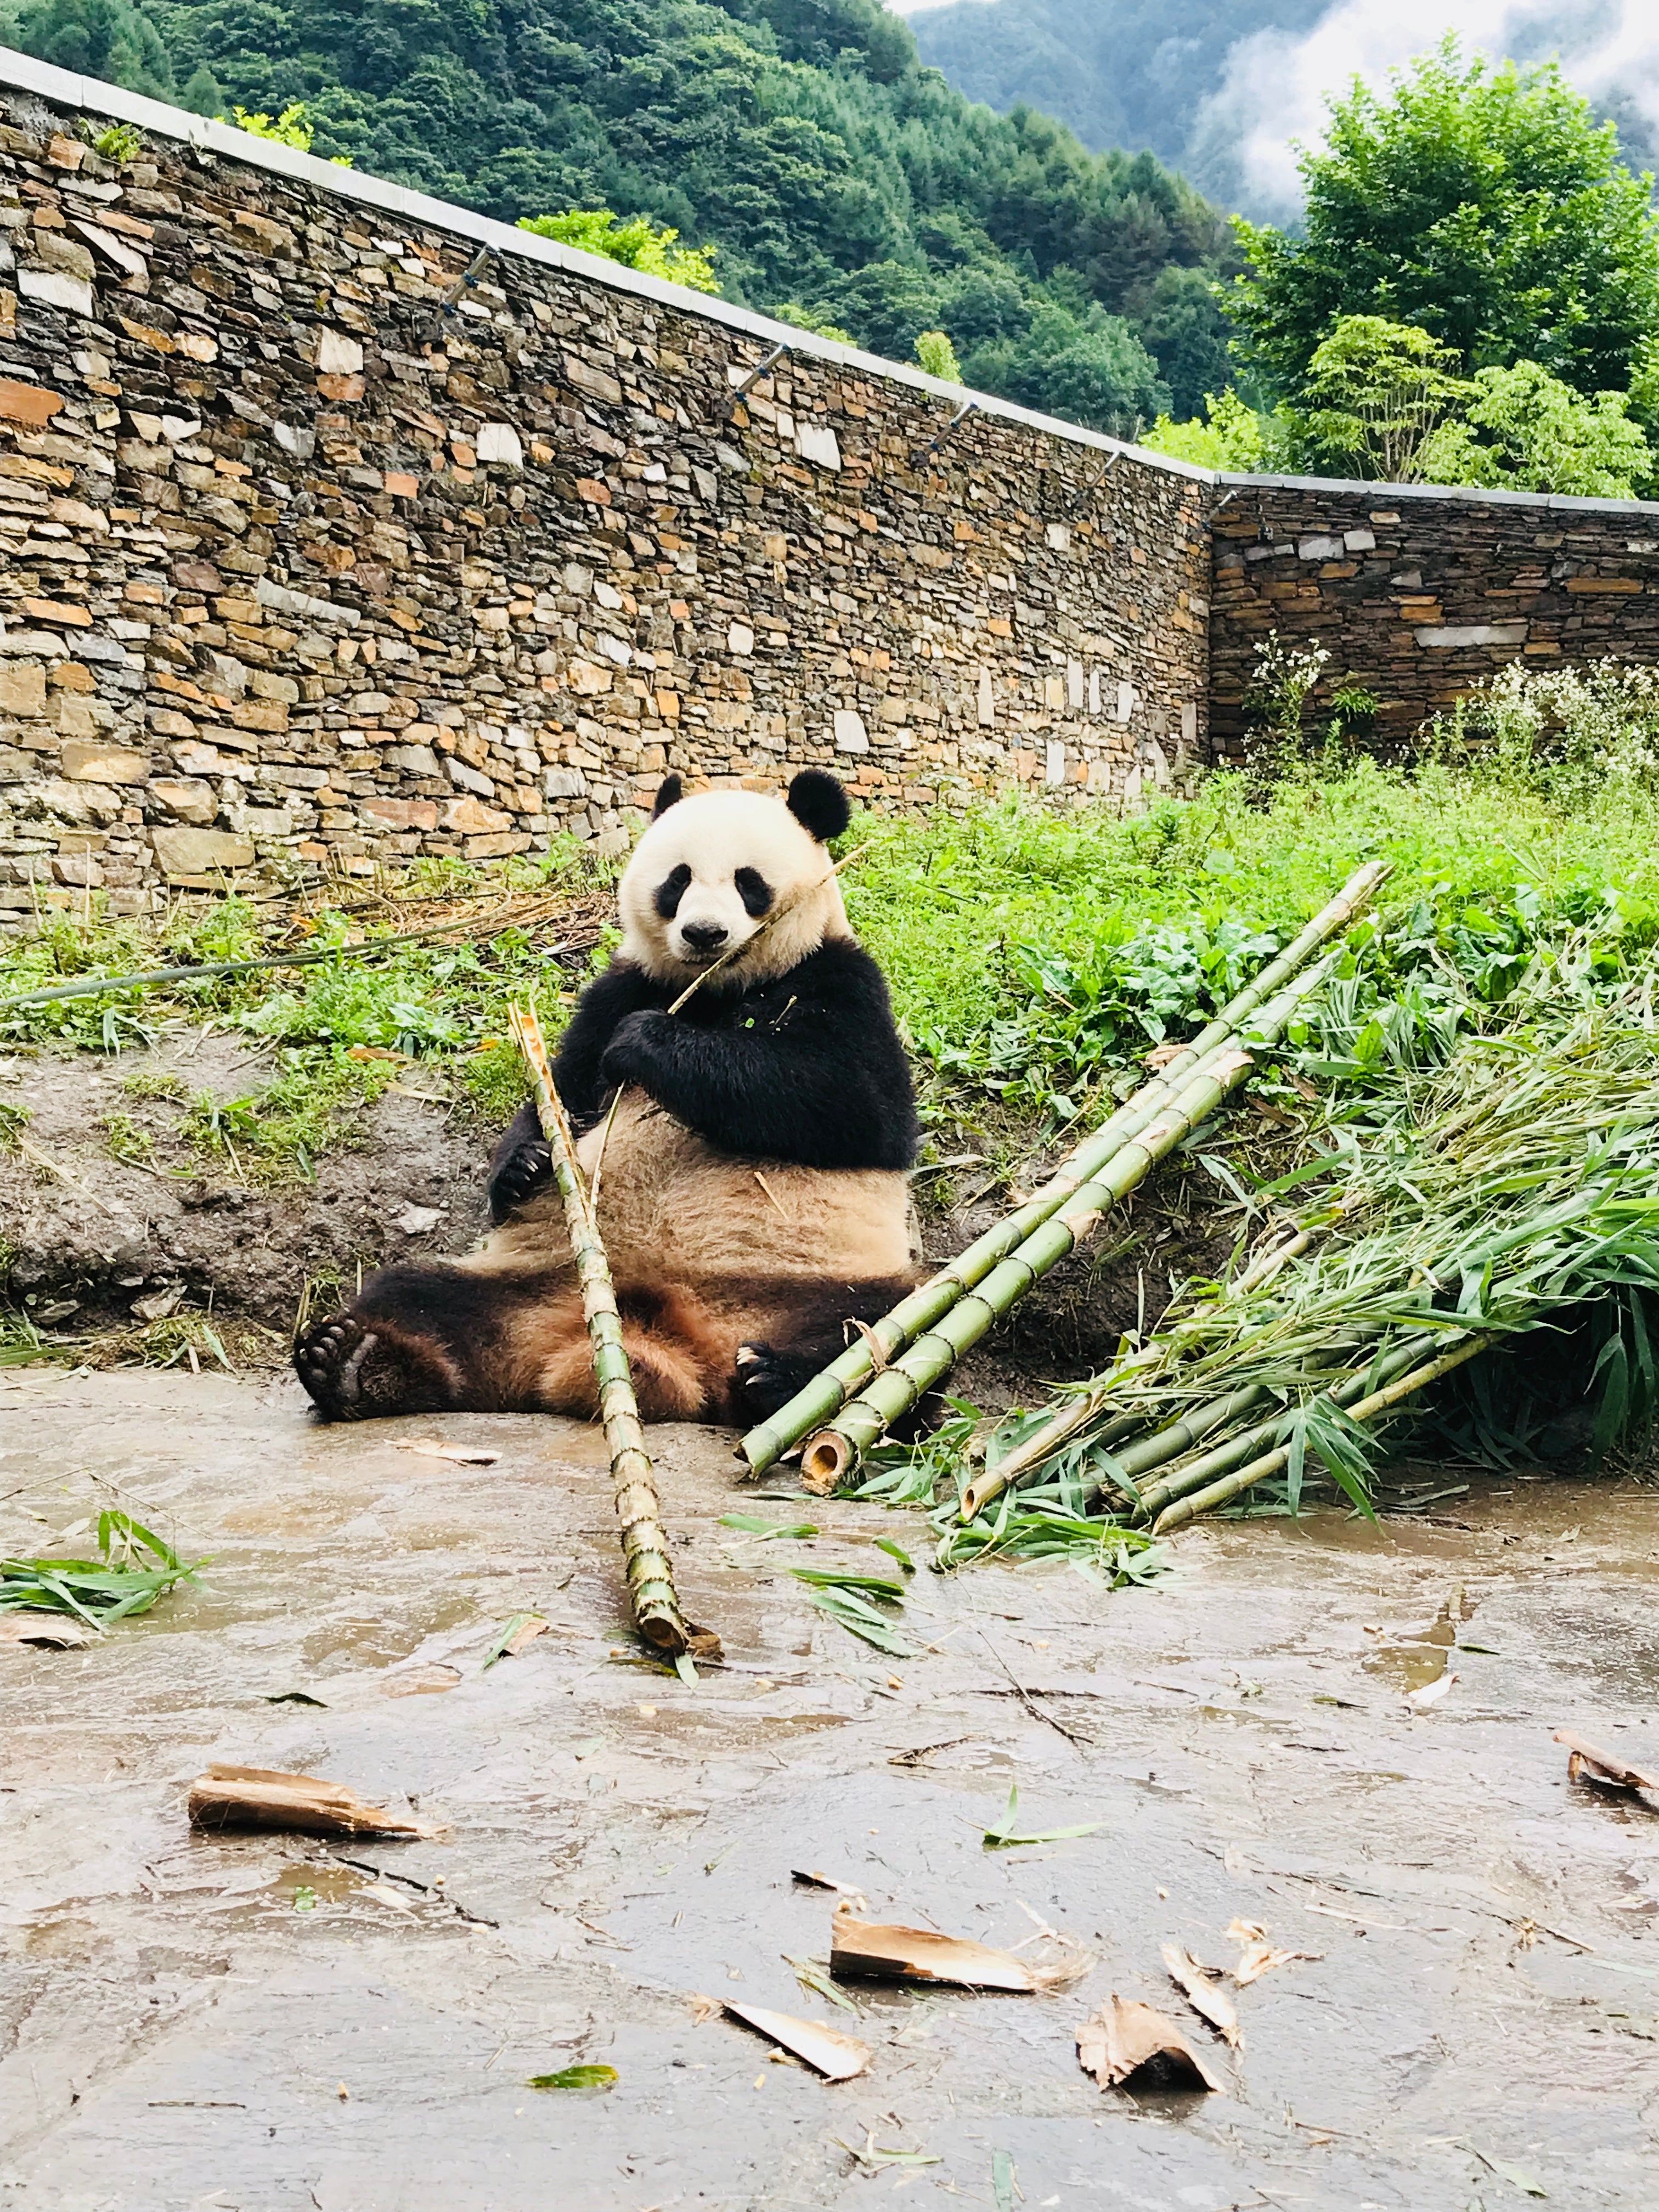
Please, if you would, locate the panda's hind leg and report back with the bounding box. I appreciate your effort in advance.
[528,1282,730,1421]
[295,1310,466,1421]
[294,1261,562,1421]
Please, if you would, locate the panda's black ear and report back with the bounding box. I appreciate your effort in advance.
[651,774,684,819]
[786,769,850,844]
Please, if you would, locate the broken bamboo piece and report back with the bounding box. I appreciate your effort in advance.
[738,859,1388,1477]
[797,952,1351,1493]
[509,1003,716,1660]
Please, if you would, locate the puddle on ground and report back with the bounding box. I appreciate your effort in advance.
[1363,1641,1451,1694]
[301,1594,481,1669]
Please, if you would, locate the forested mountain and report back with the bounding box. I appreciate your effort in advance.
[0,0,1242,431]
[909,0,1659,218]
[910,0,1326,189]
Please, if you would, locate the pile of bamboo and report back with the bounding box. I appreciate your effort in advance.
[741,876,1659,1538]
[738,861,1390,1493]
[955,957,1659,1539]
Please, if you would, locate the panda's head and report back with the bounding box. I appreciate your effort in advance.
[617,770,853,989]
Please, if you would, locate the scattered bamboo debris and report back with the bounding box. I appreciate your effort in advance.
[1076,1997,1227,2094]
[1226,1920,1320,1983]
[723,2002,871,2080]
[1555,1730,1659,1796]
[187,1764,437,1838]
[829,1911,1090,1990]
[396,1438,499,1466]
[738,859,1389,1480]
[0,1610,91,1649]
[1160,1945,1242,2047]
[483,1612,550,1666]
[509,1002,718,1663]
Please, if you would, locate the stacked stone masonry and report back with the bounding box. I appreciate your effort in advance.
[1210,481,1659,754]
[0,75,1211,918]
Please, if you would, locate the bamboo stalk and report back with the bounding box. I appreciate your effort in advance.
[509,1003,717,1660]
[1128,1328,1443,1525]
[1148,1335,1493,1534]
[738,859,1389,1477]
[797,953,1348,1493]
[956,1227,1328,1519]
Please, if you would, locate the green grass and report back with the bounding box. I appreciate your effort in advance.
[4,752,1658,1181]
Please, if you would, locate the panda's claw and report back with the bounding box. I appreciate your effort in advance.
[732,1340,801,1421]
[490,1138,554,1218]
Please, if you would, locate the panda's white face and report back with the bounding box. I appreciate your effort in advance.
[617,776,853,989]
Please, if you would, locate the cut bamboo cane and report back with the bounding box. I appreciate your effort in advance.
[738,859,1389,1477]
[509,1003,718,1660]
[1148,1335,1492,1533]
[1128,1328,1442,1526]
[958,1224,1335,1517]
[798,955,1346,1493]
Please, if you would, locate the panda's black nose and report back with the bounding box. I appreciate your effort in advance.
[682,921,728,952]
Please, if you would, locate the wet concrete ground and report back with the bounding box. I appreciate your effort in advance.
[3,1369,1659,2211]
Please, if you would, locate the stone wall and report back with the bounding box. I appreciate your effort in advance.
[1210,477,1659,755]
[0,58,1210,919]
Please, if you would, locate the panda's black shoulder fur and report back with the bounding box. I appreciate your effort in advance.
[488,939,917,1211]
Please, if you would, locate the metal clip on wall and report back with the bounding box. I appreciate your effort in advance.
[1070,445,1125,515]
[908,399,975,469]
[716,342,789,423]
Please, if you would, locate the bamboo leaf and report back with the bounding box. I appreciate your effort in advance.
[527,2065,617,2091]
[789,1568,907,1599]
[872,1537,915,1572]
[719,1514,820,1538]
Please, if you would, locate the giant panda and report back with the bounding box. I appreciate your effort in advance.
[293,769,922,1426]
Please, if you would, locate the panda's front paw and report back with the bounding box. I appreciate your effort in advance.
[489,1135,554,1219]
[600,1009,670,1086]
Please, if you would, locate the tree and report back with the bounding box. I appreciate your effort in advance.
[1417,363,1651,500]
[8,0,176,98]
[1297,316,1473,482]
[913,329,963,383]
[518,209,720,292]
[1230,41,1659,406]
[1143,387,1276,470]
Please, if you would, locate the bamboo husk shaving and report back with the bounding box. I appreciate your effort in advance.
[187,1764,438,1838]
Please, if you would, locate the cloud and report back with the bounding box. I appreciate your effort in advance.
[1190,0,1659,219]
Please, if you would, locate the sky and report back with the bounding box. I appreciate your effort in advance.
[1199,0,1659,216]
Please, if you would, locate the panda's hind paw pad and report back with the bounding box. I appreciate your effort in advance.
[294,1314,379,1419]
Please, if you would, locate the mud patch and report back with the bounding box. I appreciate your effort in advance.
[0,1039,490,1342]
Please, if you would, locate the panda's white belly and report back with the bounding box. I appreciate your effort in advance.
[471,1091,916,1284]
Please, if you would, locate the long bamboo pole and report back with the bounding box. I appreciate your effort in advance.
[509,1003,718,1660]
[738,859,1390,1478]
[1148,1334,1492,1534]
[796,952,1350,1493]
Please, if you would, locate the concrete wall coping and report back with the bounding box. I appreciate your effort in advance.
[1214,470,1659,520]
[7,47,1659,528]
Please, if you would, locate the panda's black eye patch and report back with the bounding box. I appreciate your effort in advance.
[735,867,774,918]
[654,864,692,919]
